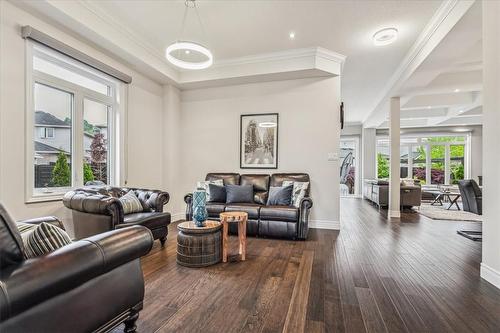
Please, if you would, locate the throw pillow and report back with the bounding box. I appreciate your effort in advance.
[119,191,144,214]
[18,222,72,259]
[226,184,254,204]
[267,185,293,206]
[282,181,310,208]
[208,184,226,202]
[401,179,415,186]
[196,179,224,201]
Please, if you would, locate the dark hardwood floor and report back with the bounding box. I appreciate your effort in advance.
[125,198,500,333]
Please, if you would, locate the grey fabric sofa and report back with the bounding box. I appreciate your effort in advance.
[184,173,313,240]
[363,179,422,209]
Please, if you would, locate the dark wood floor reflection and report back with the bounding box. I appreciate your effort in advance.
[123,198,500,332]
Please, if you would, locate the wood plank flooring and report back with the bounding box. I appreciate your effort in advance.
[122,198,500,332]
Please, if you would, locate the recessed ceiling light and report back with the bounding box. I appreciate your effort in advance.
[373,28,398,46]
[289,31,296,40]
[454,88,460,93]
[459,110,465,113]
[427,106,432,109]
[185,50,191,54]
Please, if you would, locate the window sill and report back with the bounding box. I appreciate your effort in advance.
[26,193,65,204]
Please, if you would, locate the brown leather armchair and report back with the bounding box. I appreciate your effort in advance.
[63,186,171,245]
[0,203,153,333]
[184,173,313,240]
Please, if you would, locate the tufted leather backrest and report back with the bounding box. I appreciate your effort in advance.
[240,174,271,205]
[0,203,25,269]
[206,173,240,185]
[270,173,311,197]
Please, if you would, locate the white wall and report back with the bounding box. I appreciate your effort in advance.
[481,0,500,289]
[0,1,166,221]
[179,77,342,227]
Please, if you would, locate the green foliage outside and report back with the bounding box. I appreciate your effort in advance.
[51,152,71,186]
[377,153,389,179]
[83,161,94,184]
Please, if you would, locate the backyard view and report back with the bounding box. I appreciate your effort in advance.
[377,136,465,184]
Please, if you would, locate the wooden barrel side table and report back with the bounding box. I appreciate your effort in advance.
[176,220,222,268]
[219,211,248,263]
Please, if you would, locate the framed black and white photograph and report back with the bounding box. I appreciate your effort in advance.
[240,113,278,169]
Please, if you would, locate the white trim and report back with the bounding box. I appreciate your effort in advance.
[389,210,401,218]
[309,220,340,230]
[480,263,500,290]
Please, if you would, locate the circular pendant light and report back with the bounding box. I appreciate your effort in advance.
[166,0,213,70]
[166,41,213,70]
[373,28,398,46]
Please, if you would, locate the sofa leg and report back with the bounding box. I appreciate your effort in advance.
[159,236,167,247]
[124,311,139,333]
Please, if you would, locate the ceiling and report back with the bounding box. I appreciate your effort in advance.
[80,0,444,123]
[375,1,482,129]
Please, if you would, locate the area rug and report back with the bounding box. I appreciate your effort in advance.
[416,204,483,222]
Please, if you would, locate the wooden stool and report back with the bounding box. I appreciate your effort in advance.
[220,211,248,263]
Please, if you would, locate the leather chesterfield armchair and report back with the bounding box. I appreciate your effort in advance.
[185,173,313,240]
[0,203,153,333]
[63,186,171,245]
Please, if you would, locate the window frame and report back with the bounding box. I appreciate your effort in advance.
[25,41,124,203]
[375,133,471,186]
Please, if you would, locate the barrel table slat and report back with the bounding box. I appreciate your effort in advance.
[177,221,222,268]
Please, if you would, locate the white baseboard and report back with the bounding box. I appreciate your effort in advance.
[171,212,185,222]
[389,210,401,218]
[481,263,500,289]
[309,220,340,230]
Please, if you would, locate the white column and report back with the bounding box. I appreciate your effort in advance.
[481,0,500,289]
[389,97,401,218]
[362,127,376,199]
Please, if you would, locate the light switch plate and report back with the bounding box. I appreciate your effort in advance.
[327,152,338,161]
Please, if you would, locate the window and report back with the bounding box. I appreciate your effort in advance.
[26,43,123,201]
[376,134,470,185]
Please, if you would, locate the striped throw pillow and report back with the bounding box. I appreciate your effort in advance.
[17,222,72,258]
[119,190,144,214]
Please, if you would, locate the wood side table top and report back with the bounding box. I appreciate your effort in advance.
[178,220,221,234]
[219,211,248,222]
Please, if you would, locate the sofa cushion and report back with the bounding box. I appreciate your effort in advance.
[282,181,309,208]
[260,206,299,222]
[271,174,310,196]
[0,203,24,269]
[206,173,240,185]
[225,203,261,220]
[226,184,254,204]
[119,212,170,230]
[208,184,226,203]
[267,185,293,206]
[206,202,226,218]
[240,174,270,205]
[197,179,224,201]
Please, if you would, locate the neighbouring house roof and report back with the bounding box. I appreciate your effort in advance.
[35,110,69,127]
[34,141,68,154]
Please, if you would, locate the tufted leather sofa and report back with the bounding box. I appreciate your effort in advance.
[184,173,313,240]
[0,202,153,333]
[63,186,171,245]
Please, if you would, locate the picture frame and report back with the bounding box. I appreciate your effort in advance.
[240,113,279,169]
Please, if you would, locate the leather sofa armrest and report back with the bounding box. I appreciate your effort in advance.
[132,189,170,212]
[0,226,153,321]
[297,197,313,240]
[17,216,64,229]
[184,193,193,220]
[63,190,124,226]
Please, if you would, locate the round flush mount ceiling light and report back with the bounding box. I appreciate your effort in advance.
[373,28,398,46]
[166,0,213,70]
[259,122,277,128]
[166,41,213,70]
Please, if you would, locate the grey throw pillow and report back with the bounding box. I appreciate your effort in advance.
[208,184,226,202]
[196,179,224,201]
[267,185,293,206]
[18,222,72,259]
[282,181,310,208]
[119,191,144,214]
[226,184,254,204]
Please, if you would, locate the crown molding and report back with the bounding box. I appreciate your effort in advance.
[363,0,476,127]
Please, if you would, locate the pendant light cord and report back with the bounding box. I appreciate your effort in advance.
[177,0,209,47]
